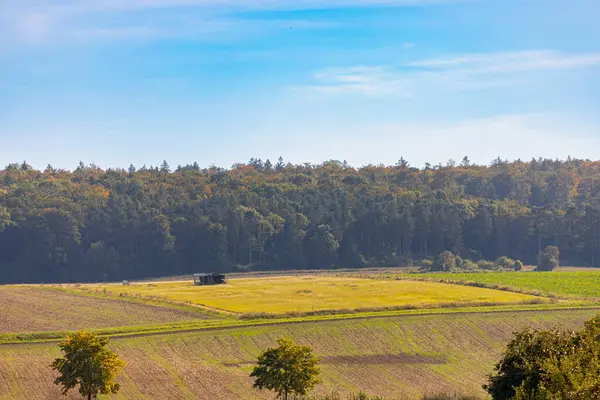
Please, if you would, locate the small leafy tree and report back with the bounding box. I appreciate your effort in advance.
[537,245,560,271]
[251,338,321,400]
[52,331,125,400]
[432,251,456,272]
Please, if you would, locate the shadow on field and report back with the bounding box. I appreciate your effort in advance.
[322,354,446,365]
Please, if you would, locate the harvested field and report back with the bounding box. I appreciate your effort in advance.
[81,276,545,315]
[1,308,598,399]
[0,286,210,333]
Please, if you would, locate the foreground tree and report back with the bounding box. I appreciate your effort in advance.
[250,338,321,400]
[52,331,125,400]
[485,315,600,399]
[537,245,560,271]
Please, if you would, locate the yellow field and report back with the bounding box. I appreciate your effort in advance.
[87,276,544,314]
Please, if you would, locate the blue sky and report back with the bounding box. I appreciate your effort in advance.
[1,0,600,169]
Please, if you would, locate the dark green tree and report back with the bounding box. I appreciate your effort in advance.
[537,245,560,271]
[485,315,600,400]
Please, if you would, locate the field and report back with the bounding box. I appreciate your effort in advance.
[0,286,211,333]
[79,276,545,315]
[2,272,600,399]
[1,308,599,399]
[407,271,600,299]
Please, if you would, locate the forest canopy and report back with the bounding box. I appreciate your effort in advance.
[1,157,600,283]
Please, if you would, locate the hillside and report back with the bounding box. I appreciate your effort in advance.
[2,158,600,283]
[1,308,598,399]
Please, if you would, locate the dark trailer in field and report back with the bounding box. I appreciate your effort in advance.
[193,273,227,285]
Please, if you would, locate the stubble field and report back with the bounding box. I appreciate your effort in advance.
[1,308,599,399]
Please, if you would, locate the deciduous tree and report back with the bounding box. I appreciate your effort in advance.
[537,245,560,271]
[52,331,125,400]
[250,338,321,400]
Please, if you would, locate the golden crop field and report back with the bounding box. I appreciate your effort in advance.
[84,276,545,314]
[0,286,210,333]
[1,308,598,400]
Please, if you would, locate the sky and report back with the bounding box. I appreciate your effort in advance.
[1,0,600,170]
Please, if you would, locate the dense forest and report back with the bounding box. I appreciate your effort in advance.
[1,157,600,283]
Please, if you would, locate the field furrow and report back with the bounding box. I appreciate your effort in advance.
[1,309,598,399]
[0,286,211,333]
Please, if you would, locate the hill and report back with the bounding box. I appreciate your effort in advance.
[1,308,598,399]
[2,158,600,283]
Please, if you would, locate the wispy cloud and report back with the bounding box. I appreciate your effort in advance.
[304,50,600,96]
[409,50,600,72]
[0,0,458,45]
[307,66,411,95]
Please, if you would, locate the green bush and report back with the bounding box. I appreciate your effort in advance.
[460,259,479,271]
[537,246,560,271]
[495,256,515,269]
[513,260,524,271]
[419,259,434,270]
[477,260,498,270]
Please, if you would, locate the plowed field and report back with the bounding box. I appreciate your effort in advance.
[0,286,209,333]
[1,308,598,399]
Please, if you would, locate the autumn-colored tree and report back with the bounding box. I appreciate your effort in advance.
[251,338,321,400]
[52,331,125,400]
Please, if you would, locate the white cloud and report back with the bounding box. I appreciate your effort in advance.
[409,50,600,72]
[305,50,600,96]
[305,66,412,95]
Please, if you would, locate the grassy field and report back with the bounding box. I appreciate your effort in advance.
[403,271,600,299]
[1,308,599,399]
[0,286,213,334]
[78,276,546,315]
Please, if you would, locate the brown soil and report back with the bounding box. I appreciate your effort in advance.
[0,286,209,333]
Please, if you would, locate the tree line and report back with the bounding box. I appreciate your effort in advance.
[1,156,600,283]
